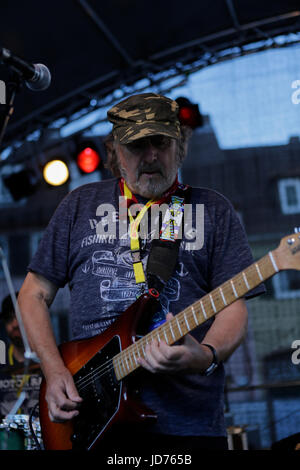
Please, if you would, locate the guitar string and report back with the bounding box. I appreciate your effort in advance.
[75,361,114,392]
[74,256,273,393]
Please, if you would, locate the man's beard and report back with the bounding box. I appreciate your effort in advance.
[118,156,180,199]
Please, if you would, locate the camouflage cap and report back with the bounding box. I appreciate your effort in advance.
[107,93,180,144]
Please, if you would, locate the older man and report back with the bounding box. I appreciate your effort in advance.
[18,93,263,452]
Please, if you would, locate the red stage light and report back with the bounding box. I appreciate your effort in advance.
[77,147,100,173]
[178,106,200,129]
[176,97,203,129]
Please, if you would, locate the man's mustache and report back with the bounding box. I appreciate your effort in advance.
[137,164,164,178]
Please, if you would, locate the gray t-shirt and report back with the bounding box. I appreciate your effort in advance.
[28,178,264,437]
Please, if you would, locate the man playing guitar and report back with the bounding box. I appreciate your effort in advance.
[17,93,264,452]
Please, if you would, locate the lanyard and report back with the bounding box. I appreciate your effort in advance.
[119,177,184,285]
[122,181,156,284]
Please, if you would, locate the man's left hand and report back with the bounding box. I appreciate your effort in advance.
[137,313,213,374]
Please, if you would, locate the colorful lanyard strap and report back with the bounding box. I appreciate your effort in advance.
[119,178,186,285]
[123,181,156,284]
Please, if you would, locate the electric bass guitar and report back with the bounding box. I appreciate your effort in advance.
[39,232,300,450]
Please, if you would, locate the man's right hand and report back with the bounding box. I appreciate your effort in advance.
[18,272,83,423]
[45,367,83,423]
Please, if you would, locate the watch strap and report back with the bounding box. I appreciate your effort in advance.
[201,343,219,376]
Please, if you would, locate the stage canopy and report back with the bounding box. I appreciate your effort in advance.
[1,0,300,150]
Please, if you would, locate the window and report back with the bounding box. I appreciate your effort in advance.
[278,178,300,214]
[272,270,300,299]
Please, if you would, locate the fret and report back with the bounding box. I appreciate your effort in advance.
[184,312,191,331]
[132,350,138,366]
[200,300,207,319]
[255,262,263,281]
[169,321,176,341]
[269,252,279,272]
[127,352,133,369]
[191,305,199,325]
[118,357,126,377]
[209,294,217,313]
[176,316,183,336]
[255,254,278,281]
[219,287,227,306]
[124,356,130,372]
[242,272,250,290]
[113,358,121,380]
[231,280,238,298]
[163,328,169,344]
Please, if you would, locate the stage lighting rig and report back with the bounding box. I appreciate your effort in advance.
[176,97,203,129]
[43,159,69,186]
[74,136,104,175]
[3,167,40,201]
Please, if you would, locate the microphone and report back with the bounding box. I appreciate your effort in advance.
[0,47,51,91]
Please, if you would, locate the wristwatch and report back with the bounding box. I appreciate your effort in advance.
[201,343,219,376]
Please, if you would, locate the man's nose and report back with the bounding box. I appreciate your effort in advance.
[143,143,158,162]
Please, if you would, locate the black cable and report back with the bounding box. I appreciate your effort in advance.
[29,403,42,450]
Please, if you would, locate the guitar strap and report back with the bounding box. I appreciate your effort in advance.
[119,178,191,295]
[146,185,192,296]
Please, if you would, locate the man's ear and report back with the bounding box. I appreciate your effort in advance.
[104,138,114,155]
[181,125,193,160]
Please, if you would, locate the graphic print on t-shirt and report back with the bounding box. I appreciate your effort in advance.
[82,247,140,303]
[80,245,189,328]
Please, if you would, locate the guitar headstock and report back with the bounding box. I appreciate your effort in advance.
[275,229,300,271]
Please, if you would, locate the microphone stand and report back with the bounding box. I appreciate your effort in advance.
[0,68,22,151]
[0,60,40,418]
[0,246,40,415]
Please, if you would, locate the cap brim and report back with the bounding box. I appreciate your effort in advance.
[114,121,180,144]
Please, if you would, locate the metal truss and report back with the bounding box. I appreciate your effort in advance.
[1,4,300,163]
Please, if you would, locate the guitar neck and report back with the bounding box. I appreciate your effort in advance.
[113,251,279,381]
